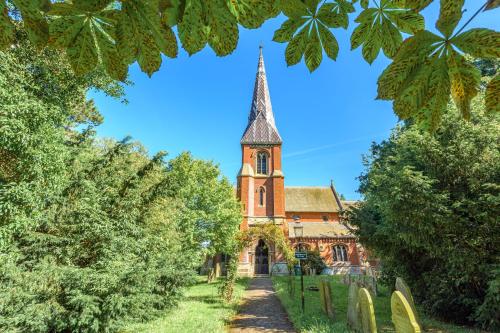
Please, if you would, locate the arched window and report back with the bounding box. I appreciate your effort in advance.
[295,243,310,251]
[259,187,265,206]
[257,152,268,175]
[333,244,349,262]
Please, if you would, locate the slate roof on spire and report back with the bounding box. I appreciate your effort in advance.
[241,47,282,144]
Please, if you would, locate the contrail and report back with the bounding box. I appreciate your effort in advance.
[282,132,388,159]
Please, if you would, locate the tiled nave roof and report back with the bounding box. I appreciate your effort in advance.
[285,186,341,212]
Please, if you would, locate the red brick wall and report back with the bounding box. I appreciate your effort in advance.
[290,238,360,265]
[271,145,281,170]
[253,177,274,216]
[273,176,285,217]
[238,144,284,218]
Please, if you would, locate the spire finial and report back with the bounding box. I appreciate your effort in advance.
[257,44,265,73]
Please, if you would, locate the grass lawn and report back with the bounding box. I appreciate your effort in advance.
[273,276,484,333]
[125,276,249,333]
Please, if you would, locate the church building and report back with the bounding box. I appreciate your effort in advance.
[235,48,364,277]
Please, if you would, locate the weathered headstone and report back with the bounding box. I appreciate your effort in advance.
[215,258,222,277]
[347,282,360,331]
[342,273,350,285]
[395,277,419,325]
[288,274,295,296]
[366,266,376,278]
[359,288,377,333]
[391,291,421,333]
[365,275,378,296]
[319,278,335,319]
[207,268,215,283]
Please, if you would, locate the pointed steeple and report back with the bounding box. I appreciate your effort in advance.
[241,47,282,144]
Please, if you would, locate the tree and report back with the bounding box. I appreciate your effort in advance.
[346,93,500,329]
[0,28,241,332]
[163,152,242,258]
[0,0,498,130]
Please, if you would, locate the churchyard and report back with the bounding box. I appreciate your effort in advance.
[124,277,250,333]
[117,274,490,333]
[272,276,486,333]
[1,1,497,332]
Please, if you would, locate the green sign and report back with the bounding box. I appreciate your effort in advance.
[295,252,307,260]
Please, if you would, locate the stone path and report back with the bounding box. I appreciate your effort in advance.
[229,278,296,333]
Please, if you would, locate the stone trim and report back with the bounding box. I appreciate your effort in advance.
[247,216,285,225]
[292,236,356,241]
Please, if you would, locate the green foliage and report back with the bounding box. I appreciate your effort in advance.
[377,12,499,130]
[219,255,239,301]
[346,96,500,329]
[1,1,497,130]
[238,223,296,266]
[351,1,424,63]
[162,152,242,257]
[220,223,295,301]
[485,73,499,113]
[125,276,250,333]
[302,249,327,274]
[274,0,354,71]
[0,30,241,332]
[0,1,14,48]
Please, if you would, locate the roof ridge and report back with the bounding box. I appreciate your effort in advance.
[285,186,331,189]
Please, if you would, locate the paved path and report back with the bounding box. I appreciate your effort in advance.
[229,278,296,333]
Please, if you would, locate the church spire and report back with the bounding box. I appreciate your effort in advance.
[241,47,282,144]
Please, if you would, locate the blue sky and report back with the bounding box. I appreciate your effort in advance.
[90,1,498,200]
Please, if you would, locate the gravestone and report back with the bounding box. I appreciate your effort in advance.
[288,274,295,296]
[391,291,421,333]
[207,268,215,283]
[364,275,378,296]
[359,288,377,333]
[347,282,360,331]
[395,277,419,325]
[366,266,376,278]
[319,278,335,319]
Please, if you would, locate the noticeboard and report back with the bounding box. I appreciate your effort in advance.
[295,252,307,260]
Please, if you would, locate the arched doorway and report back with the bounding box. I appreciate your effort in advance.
[254,239,269,275]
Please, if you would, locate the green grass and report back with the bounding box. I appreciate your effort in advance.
[272,276,484,333]
[125,276,249,333]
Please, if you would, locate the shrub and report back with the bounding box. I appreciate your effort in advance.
[347,100,500,329]
[302,250,327,274]
[0,30,241,332]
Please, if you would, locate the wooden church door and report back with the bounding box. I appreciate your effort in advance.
[254,239,269,275]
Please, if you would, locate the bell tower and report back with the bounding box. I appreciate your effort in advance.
[237,47,285,230]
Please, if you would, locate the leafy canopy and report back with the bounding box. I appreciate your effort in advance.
[1,0,499,129]
[345,93,500,329]
[0,29,241,332]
